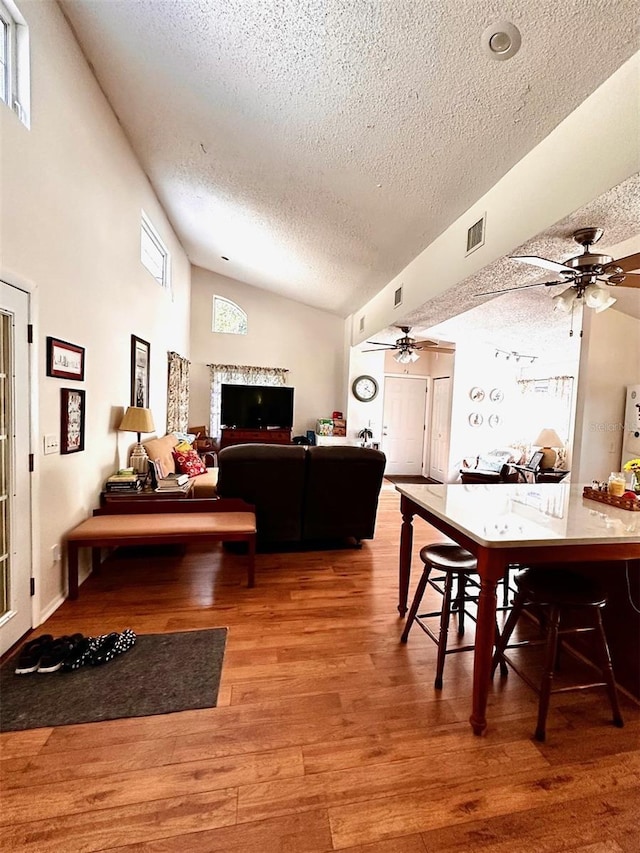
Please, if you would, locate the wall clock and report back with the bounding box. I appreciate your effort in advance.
[352,375,379,402]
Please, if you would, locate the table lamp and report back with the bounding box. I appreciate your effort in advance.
[534,428,563,470]
[119,406,155,473]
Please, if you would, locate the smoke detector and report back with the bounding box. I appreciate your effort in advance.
[481,21,522,61]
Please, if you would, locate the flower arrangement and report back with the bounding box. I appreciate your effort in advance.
[623,458,640,494]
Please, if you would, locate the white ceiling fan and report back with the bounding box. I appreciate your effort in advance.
[478,228,640,313]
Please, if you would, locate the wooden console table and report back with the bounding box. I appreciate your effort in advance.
[220,427,291,449]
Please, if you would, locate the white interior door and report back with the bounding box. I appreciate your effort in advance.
[429,377,452,482]
[0,282,32,656]
[381,376,427,475]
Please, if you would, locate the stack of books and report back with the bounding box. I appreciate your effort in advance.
[105,470,145,493]
[155,473,190,492]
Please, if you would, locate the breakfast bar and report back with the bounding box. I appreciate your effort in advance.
[396,482,640,735]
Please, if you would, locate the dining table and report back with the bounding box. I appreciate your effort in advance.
[395,481,640,735]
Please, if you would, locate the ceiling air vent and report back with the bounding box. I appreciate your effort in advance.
[466,213,486,255]
[359,315,365,332]
[394,286,403,308]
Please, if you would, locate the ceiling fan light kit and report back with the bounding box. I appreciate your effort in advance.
[394,349,420,364]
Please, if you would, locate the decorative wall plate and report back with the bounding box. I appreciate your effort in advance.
[469,412,483,427]
[469,386,485,402]
[489,388,504,402]
[488,413,501,428]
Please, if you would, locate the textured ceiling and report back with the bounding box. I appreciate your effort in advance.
[400,173,640,349]
[60,0,639,317]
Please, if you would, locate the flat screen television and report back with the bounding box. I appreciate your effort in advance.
[221,384,294,429]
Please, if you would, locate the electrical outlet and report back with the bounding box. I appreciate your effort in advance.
[52,544,61,562]
[44,434,59,454]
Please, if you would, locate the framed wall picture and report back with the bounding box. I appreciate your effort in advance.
[46,337,85,381]
[60,388,86,454]
[130,335,151,408]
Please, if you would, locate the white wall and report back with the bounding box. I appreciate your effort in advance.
[573,308,640,482]
[189,266,346,436]
[0,1,191,618]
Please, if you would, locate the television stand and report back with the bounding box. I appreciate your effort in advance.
[220,427,292,450]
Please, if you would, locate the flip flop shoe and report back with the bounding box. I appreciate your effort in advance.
[14,634,54,674]
[62,635,104,672]
[38,633,85,673]
[90,628,137,666]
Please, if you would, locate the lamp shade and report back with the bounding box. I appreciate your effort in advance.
[584,283,616,313]
[394,349,419,364]
[534,428,563,470]
[119,406,155,435]
[552,286,578,313]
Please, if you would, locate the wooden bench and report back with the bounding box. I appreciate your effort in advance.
[66,499,256,598]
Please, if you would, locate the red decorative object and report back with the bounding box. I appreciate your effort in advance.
[332,411,343,419]
[173,448,207,477]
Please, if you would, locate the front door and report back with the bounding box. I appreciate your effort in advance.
[429,376,452,482]
[382,376,428,475]
[0,281,32,656]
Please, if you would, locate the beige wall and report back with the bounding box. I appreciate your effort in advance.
[189,266,346,436]
[573,308,640,482]
[1,1,191,619]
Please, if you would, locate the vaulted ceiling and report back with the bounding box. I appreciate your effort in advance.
[60,1,639,320]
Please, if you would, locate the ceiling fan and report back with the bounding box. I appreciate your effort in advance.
[479,228,640,313]
[363,326,449,363]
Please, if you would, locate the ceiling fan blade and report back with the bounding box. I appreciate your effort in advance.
[614,252,640,273]
[475,280,564,296]
[510,255,575,275]
[362,346,394,352]
[365,340,395,346]
[414,340,440,349]
[616,273,640,289]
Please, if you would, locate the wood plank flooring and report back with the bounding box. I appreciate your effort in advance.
[2,485,639,852]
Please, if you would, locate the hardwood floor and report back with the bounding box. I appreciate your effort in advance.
[2,485,639,852]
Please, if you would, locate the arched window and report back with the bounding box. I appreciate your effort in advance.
[212,296,247,335]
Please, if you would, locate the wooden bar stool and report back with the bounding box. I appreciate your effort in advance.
[400,543,507,689]
[492,567,624,742]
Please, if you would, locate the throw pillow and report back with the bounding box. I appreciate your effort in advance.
[173,448,207,477]
[174,440,192,452]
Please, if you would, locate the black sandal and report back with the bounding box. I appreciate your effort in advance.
[90,629,137,666]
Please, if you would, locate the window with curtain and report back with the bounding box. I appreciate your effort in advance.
[516,375,575,467]
[166,351,190,434]
[208,364,288,437]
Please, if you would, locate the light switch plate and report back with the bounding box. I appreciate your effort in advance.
[44,434,59,454]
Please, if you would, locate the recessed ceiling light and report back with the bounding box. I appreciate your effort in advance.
[481,21,522,61]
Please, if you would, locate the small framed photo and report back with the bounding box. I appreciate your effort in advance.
[60,388,86,454]
[46,337,85,381]
[131,335,151,408]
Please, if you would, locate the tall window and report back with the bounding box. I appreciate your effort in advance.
[141,211,171,290]
[0,0,30,127]
[212,296,247,335]
[208,364,288,437]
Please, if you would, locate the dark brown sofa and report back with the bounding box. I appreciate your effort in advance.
[216,443,386,546]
